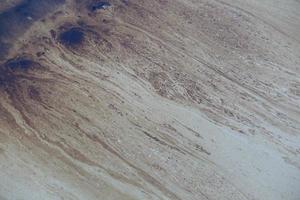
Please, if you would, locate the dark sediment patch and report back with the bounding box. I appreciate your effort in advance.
[87,1,111,12]
[5,58,35,71]
[59,27,85,47]
[0,0,65,59]
[0,56,47,110]
[0,57,39,87]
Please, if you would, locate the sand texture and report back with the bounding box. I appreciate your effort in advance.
[0,0,300,199]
